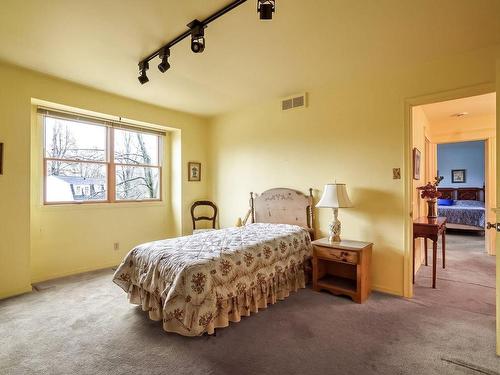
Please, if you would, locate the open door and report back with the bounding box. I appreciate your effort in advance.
[485,139,497,256]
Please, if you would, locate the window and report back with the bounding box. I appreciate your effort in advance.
[114,129,161,201]
[42,110,163,204]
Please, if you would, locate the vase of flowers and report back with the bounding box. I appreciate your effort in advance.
[417,176,444,218]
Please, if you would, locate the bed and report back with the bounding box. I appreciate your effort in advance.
[437,187,485,233]
[113,188,314,336]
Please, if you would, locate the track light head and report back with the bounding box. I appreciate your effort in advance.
[191,36,205,53]
[138,71,149,84]
[158,48,171,73]
[257,0,275,20]
[188,19,206,53]
[138,61,149,84]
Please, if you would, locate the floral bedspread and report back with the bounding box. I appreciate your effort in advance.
[438,200,485,228]
[113,223,312,336]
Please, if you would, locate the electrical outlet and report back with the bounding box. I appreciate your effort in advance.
[113,242,120,251]
[393,168,401,179]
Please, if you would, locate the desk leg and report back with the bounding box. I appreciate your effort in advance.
[432,240,437,289]
[412,238,415,284]
[442,230,446,269]
[424,239,428,266]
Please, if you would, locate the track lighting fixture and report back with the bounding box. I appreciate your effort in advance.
[137,0,277,84]
[257,0,275,20]
[158,48,171,73]
[137,61,149,84]
[188,20,206,54]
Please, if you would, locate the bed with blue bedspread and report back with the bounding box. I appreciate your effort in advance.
[437,200,485,230]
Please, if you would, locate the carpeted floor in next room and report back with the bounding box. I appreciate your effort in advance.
[0,233,498,375]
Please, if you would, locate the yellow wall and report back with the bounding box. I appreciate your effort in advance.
[209,45,500,296]
[0,61,209,298]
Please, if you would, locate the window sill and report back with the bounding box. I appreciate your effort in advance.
[38,200,166,211]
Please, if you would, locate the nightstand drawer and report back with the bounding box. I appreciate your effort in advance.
[314,246,358,264]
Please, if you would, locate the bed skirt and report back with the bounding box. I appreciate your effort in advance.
[125,261,307,336]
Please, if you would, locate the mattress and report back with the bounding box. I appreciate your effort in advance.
[113,223,312,336]
[437,200,485,228]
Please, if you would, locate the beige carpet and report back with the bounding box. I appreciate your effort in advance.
[0,233,498,375]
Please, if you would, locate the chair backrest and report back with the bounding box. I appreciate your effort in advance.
[191,200,218,230]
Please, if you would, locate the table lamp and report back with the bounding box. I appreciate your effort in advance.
[316,183,353,243]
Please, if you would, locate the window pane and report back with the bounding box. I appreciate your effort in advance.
[116,166,159,200]
[44,117,107,161]
[46,160,107,202]
[114,129,159,166]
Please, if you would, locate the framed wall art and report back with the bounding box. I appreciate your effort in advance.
[188,162,201,182]
[451,169,466,183]
[413,147,421,180]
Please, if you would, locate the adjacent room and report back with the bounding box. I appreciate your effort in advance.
[411,94,496,327]
[1,1,499,374]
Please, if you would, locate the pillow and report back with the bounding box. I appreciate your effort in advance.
[438,199,454,206]
[454,200,484,208]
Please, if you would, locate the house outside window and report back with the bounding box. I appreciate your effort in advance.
[40,109,164,204]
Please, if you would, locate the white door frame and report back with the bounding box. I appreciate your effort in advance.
[403,82,496,299]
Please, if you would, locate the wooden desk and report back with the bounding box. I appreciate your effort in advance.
[413,217,446,288]
[312,238,372,303]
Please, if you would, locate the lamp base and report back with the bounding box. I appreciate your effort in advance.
[328,208,342,243]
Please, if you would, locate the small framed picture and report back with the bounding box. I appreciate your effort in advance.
[0,143,3,175]
[188,162,201,182]
[412,148,421,180]
[451,169,466,183]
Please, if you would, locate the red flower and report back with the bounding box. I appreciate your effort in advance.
[417,176,444,200]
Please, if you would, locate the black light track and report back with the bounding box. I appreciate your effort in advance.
[137,0,276,84]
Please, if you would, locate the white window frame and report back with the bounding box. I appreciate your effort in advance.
[40,108,163,205]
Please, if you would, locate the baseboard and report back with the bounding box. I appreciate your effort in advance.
[31,262,119,284]
[0,285,33,300]
[372,284,403,297]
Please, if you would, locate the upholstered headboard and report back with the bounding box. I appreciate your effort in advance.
[250,188,314,235]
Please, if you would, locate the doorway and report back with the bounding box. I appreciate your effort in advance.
[405,88,497,291]
[406,90,497,332]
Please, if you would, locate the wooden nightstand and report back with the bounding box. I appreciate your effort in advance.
[312,238,372,303]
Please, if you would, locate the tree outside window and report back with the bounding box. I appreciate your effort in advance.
[43,115,162,204]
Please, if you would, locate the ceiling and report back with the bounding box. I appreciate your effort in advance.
[0,0,499,116]
[421,93,496,123]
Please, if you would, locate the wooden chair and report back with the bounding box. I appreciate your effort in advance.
[191,201,218,233]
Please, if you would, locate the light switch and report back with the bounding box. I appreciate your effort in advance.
[393,168,401,179]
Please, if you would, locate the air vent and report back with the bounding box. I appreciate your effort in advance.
[281,93,307,111]
[282,98,293,110]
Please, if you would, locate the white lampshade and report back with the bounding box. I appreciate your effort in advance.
[316,183,353,208]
